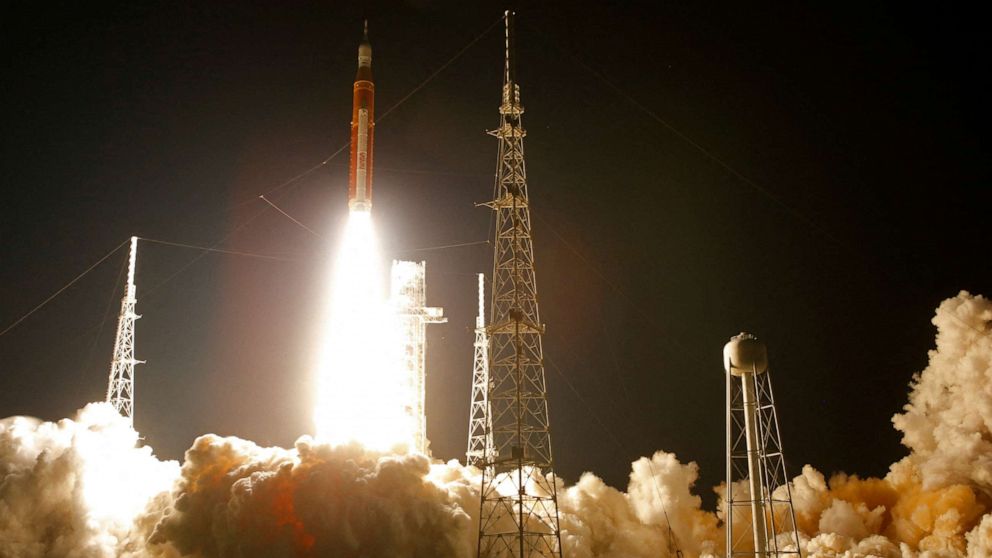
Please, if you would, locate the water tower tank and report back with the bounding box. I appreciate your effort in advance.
[723,332,768,376]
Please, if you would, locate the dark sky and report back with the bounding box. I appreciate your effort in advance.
[1,2,988,507]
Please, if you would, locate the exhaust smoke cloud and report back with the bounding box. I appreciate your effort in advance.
[2,291,991,557]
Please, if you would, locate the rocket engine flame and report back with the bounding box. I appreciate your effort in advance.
[312,209,415,451]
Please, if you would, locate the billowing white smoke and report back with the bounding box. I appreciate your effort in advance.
[0,403,178,558]
[144,436,478,557]
[1,291,991,557]
[557,451,720,558]
[779,290,992,556]
[893,291,992,493]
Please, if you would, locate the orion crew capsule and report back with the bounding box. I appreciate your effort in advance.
[348,21,374,213]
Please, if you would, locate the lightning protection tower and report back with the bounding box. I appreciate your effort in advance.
[391,259,446,455]
[724,333,801,558]
[106,236,144,426]
[476,11,564,558]
[466,273,491,467]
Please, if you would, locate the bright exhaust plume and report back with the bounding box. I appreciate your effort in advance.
[312,210,415,451]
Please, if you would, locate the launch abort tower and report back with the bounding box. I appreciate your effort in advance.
[475,11,564,558]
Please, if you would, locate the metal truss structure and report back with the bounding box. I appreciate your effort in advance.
[106,236,144,426]
[724,333,801,558]
[391,259,446,455]
[466,273,491,467]
[476,11,564,558]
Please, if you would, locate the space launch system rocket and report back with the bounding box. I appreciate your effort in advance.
[348,22,374,213]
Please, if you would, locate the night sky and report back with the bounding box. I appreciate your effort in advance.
[2,2,988,507]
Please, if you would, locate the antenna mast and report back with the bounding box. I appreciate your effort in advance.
[106,236,144,426]
[476,11,564,557]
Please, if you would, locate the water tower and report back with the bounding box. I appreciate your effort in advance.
[723,333,801,558]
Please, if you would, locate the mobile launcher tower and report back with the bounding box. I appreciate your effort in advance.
[391,259,446,455]
[723,333,802,558]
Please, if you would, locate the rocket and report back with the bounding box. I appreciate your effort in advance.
[348,21,374,213]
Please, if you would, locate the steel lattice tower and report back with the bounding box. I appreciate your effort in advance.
[724,333,801,558]
[476,11,564,558]
[106,236,143,426]
[466,273,491,467]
